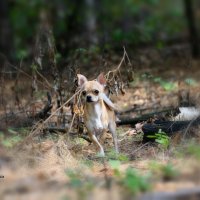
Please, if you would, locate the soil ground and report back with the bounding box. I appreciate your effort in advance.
[1,44,200,200]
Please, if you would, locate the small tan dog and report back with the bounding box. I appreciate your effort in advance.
[77,73,119,157]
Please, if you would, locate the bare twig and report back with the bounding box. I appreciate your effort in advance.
[67,113,76,134]
[105,47,128,81]
[131,142,149,156]
[22,88,82,143]
[36,69,52,88]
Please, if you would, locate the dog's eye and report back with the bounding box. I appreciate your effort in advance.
[82,90,86,96]
[94,90,99,95]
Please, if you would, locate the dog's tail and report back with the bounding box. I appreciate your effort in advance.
[101,93,116,111]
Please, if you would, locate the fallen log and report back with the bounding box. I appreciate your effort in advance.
[117,106,200,143]
[142,117,200,142]
[117,105,174,115]
[117,108,178,126]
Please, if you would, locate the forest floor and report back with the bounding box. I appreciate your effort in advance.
[1,44,200,200]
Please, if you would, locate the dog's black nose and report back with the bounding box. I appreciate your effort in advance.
[86,95,93,102]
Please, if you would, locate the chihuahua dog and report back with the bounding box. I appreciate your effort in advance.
[77,73,119,157]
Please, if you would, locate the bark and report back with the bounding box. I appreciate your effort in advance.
[184,0,200,58]
[0,0,12,60]
[84,0,98,45]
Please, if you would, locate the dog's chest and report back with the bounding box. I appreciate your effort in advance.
[85,103,108,133]
[86,118,104,132]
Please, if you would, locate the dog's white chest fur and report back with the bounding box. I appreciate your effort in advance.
[85,103,107,134]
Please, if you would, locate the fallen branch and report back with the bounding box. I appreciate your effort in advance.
[142,116,200,142]
[117,106,174,115]
[117,108,177,125]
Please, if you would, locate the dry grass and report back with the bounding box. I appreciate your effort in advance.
[1,46,200,199]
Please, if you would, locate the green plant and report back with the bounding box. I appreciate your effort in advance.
[141,74,177,91]
[1,135,22,148]
[121,167,151,195]
[107,150,129,161]
[108,159,121,177]
[153,77,177,91]
[7,128,18,134]
[149,161,178,181]
[186,143,200,159]
[185,78,197,86]
[81,159,94,168]
[160,163,178,181]
[0,129,24,148]
[148,129,170,149]
[108,160,151,195]
[65,169,95,200]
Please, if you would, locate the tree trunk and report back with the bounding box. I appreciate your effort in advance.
[84,0,98,45]
[184,0,200,58]
[0,0,12,58]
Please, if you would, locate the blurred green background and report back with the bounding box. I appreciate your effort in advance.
[0,0,199,62]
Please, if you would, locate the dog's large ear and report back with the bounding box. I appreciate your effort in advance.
[101,93,116,111]
[97,73,106,86]
[77,74,88,87]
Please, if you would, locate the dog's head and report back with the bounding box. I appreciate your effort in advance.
[77,73,106,103]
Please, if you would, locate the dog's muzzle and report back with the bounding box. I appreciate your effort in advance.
[86,95,93,102]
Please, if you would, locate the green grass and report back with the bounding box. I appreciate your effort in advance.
[0,129,26,148]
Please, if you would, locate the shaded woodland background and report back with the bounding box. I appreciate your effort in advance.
[1,0,200,67]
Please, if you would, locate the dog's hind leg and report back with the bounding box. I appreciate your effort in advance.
[109,122,119,154]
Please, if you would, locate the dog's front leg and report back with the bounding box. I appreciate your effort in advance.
[88,132,105,157]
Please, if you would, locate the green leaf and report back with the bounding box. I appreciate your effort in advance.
[160,81,176,91]
[147,135,156,138]
[185,78,197,86]
[122,168,151,194]
[8,128,18,134]
[108,159,121,170]
[153,77,161,82]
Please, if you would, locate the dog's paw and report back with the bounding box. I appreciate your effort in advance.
[97,150,105,158]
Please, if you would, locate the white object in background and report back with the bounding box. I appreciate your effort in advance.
[173,107,200,121]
